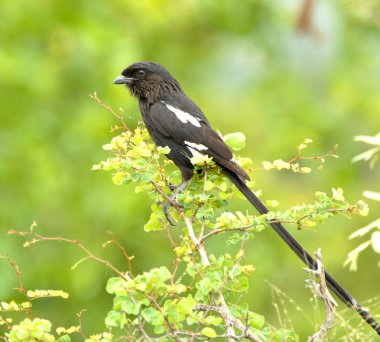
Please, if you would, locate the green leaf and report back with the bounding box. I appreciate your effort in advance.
[173,283,187,293]
[144,211,165,231]
[106,277,125,295]
[205,180,215,191]
[204,315,223,326]
[201,327,217,338]
[266,199,279,208]
[153,324,166,334]
[156,266,171,281]
[105,310,124,328]
[141,307,163,325]
[142,171,154,182]
[219,191,231,199]
[157,146,171,154]
[248,312,265,329]
[112,172,126,185]
[119,298,141,315]
[186,262,196,277]
[163,298,185,324]
[234,276,249,291]
[223,132,246,151]
[197,277,212,295]
[176,296,196,315]
[135,281,147,292]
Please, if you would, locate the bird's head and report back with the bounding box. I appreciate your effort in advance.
[113,62,182,102]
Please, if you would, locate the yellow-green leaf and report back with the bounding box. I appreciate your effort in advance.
[201,327,217,338]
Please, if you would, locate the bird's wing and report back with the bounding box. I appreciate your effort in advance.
[149,100,249,181]
[150,101,231,158]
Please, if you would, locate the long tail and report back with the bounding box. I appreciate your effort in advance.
[225,170,380,335]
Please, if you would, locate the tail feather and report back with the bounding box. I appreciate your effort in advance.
[225,170,380,335]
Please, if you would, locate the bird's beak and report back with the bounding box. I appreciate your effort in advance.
[113,75,135,85]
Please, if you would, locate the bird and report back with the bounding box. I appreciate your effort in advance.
[113,61,380,335]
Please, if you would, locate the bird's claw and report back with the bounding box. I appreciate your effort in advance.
[168,183,178,192]
[162,201,176,226]
[160,180,189,225]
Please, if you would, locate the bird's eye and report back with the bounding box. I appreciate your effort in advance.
[137,69,145,77]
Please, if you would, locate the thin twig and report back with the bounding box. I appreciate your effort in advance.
[169,257,181,287]
[90,92,130,131]
[77,309,87,339]
[199,170,208,242]
[249,145,338,173]
[0,255,32,317]
[200,207,351,243]
[151,180,176,207]
[148,296,179,341]
[306,249,337,342]
[104,231,135,276]
[8,230,127,280]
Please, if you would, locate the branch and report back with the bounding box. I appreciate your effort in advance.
[305,248,337,342]
[8,229,128,280]
[177,210,262,342]
[90,92,130,131]
[196,304,262,342]
[0,255,32,316]
[77,309,87,339]
[200,207,351,243]
[249,144,338,173]
[295,0,322,40]
[103,231,135,276]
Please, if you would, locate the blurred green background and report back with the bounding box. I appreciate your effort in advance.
[1,0,380,339]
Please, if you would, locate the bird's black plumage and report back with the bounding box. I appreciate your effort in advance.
[113,61,380,335]
[114,62,249,183]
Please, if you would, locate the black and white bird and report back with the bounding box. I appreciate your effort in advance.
[113,61,380,335]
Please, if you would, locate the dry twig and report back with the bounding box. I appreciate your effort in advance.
[305,248,337,342]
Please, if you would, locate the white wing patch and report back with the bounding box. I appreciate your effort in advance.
[164,103,201,127]
[187,146,205,159]
[185,141,208,151]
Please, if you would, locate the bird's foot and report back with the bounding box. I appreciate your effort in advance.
[163,201,176,226]
[160,180,190,225]
[160,198,183,226]
[168,183,179,192]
